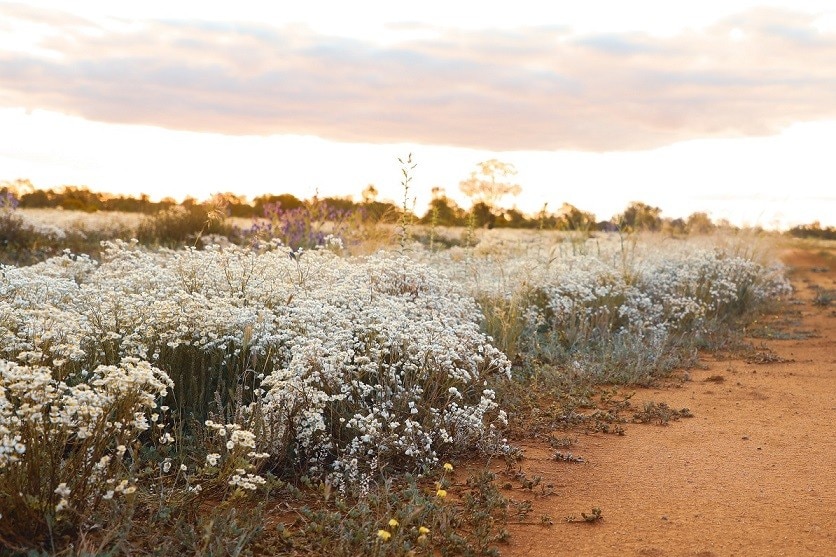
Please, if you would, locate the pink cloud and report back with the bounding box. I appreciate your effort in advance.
[1,6,834,151]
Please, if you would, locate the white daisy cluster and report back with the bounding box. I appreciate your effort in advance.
[1,231,788,494]
[420,232,791,378]
[0,357,171,515]
[1,240,510,487]
[535,249,790,342]
[257,251,510,485]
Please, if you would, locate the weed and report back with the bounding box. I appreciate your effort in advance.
[253,466,511,557]
[552,452,585,463]
[566,507,603,524]
[397,153,417,251]
[632,401,693,425]
[812,287,834,307]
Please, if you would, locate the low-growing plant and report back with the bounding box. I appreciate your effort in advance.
[566,507,603,523]
[0,357,273,553]
[453,236,791,386]
[255,464,510,557]
[0,358,172,547]
[812,287,834,307]
[632,401,693,425]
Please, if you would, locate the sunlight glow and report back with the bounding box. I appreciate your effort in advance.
[1,1,835,228]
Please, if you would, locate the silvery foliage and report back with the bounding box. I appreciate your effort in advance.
[420,233,791,366]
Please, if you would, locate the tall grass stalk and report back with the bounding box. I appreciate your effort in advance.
[397,153,416,251]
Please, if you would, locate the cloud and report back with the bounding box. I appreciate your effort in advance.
[1,5,835,151]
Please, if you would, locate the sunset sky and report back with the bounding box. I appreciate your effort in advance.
[1,1,835,228]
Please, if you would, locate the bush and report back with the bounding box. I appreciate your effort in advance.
[136,203,232,247]
[1,242,511,492]
[0,359,171,546]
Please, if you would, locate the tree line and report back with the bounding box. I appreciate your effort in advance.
[2,166,733,234]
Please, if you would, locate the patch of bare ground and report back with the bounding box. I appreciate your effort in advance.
[496,243,836,557]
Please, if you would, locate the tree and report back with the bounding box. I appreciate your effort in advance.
[498,207,529,228]
[470,202,497,229]
[252,194,303,217]
[555,203,596,231]
[459,159,522,210]
[686,212,715,234]
[421,187,466,226]
[210,192,253,218]
[361,184,379,204]
[615,201,662,232]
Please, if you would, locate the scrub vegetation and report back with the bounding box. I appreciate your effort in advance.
[0,170,795,555]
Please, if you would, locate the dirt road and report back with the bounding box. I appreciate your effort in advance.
[501,245,835,557]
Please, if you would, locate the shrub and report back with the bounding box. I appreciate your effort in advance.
[1,242,511,492]
[0,358,172,546]
[136,203,232,247]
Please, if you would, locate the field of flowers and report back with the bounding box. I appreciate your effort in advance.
[0,226,791,553]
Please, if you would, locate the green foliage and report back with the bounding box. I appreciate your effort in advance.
[255,467,510,557]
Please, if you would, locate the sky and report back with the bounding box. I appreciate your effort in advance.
[1,1,835,228]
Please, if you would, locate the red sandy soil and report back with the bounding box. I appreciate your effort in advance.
[499,245,836,557]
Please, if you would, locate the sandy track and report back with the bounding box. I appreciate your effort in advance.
[500,246,835,557]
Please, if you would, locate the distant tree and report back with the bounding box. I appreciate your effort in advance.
[321,196,357,213]
[358,184,399,221]
[459,159,522,210]
[496,207,531,228]
[57,186,104,212]
[19,188,56,208]
[470,201,497,229]
[0,179,34,197]
[421,187,466,226]
[686,212,715,234]
[615,201,662,232]
[555,203,596,231]
[596,220,619,232]
[664,218,687,236]
[210,192,254,218]
[158,197,177,211]
[787,221,836,240]
[252,193,304,217]
[361,184,379,204]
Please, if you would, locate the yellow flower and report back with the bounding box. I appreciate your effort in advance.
[388,518,399,528]
[436,489,447,498]
[443,462,453,472]
[377,529,392,541]
[418,526,430,535]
